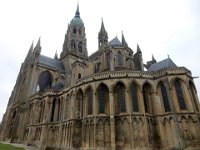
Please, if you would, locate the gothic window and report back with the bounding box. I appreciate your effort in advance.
[142,83,151,113]
[95,63,100,73]
[78,42,83,53]
[175,79,187,110]
[73,28,77,34]
[71,40,76,49]
[130,83,139,112]
[38,71,52,92]
[106,52,110,69]
[87,87,93,115]
[76,90,83,117]
[98,84,109,113]
[160,82,171,112]
[78,73,81,79]
[117,51,123,66]
[51,98,56,122]
[116,82,126,113]
[78,28,82,35]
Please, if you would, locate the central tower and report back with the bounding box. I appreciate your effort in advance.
[60,4,88,59]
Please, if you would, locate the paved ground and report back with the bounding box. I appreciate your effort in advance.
[0,141,39,150]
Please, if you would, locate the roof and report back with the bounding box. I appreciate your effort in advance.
[109,36,122,46]
[38,55,65,71]
[148,57,177,71]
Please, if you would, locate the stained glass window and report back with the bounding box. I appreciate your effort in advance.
[160,82,170,112]
[117,83,126,112]
[87,88,93,115]
[130,83,139,112]
[175,79,187,110]
[98,84,108,113]
[118,51,123,66]
[38,71,52,92]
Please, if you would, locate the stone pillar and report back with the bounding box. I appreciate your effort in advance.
[165,81,185,149]
[39,96,51,150]
[109,86,116,150]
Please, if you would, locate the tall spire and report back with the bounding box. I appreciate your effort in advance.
[35,37,41,48]
[137,44,142,53]
[34,37,41,55]
[26,41,34,59]
[121,31,128,47]
[75,3,80,18]
[100,18,106,33]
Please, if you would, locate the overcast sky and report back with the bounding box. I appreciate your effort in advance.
[0,0,200,122]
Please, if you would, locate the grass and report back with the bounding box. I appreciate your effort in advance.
[0,142,25,150]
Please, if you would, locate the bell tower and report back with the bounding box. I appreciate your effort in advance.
[60,4,88,60]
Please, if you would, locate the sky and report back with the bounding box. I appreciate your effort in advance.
[0,0,200,122]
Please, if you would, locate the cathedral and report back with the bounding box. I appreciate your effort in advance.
[0,4,200,150]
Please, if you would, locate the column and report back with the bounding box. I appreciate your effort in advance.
[109,86,116,150]
[165,81,185,149]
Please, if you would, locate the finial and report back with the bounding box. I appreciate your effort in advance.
[137,43,142,53]
[36,37,41,48]
[121,31,128,46]
[54,50,58,59]
[168,54,170,58]
[100,18,106,33]
[75,2,80,17]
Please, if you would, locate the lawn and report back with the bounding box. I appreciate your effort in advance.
[0,142,25,150]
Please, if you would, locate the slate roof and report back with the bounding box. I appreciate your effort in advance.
[109,36,122,46]
[38,55,65,71]
[148,58,177,71]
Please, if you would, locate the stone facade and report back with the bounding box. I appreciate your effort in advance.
[0,5,200,150]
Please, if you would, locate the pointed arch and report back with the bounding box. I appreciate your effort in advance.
[174,79,187,110]
[76,89,83,117]
[78,41,83,53]
[130,82,139,112]
[142,82,153,113]
[97,83,109,114]
[71,39,76,49]
[38,70,53,92]
[158,81,171,112]
[117,51,123,66]
[114,82,126,114]
[86,86,93,115]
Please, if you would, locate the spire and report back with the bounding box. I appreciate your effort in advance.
[137,44,142,53]
[26,41,34,59]
[152,54,157,63]
[121,31,128,47]
[75,3,80,18]
[100,18,106,33]
[35,37,41,48]
[54,50,58,59]
[34,37,41,55]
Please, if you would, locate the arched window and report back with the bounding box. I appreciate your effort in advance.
[73,28,77,34]
[87,87,93,115]
[160,82,170,112]
[116,82,126,113]
[130,83,139,112]
[117,51,123,66]
[76,90,83,117]
[51,98,56,122]
[175,79,187,110]
[78,42,82,53]
[71,40,76,49]
[78,28,82,35]
[98,84,109,113]
[142,82,152,113]
[78,73,81,79]
[38,71,52,92]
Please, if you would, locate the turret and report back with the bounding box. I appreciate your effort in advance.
[98,19,108,49]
